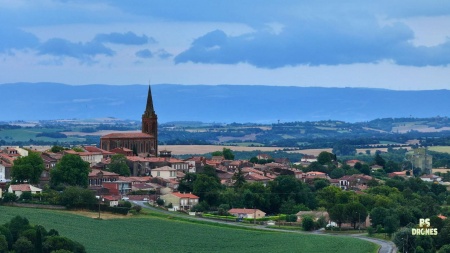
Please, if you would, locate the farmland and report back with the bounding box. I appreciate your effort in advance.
[0,206,378,253]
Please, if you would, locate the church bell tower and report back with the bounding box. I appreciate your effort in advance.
[142,85,158,155]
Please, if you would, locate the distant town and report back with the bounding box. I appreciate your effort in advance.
[1,86,450,253]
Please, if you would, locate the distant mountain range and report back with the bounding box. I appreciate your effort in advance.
[1,82,449,123]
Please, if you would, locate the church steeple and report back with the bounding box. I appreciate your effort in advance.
[142,84,158,156]
[143,85,156,117]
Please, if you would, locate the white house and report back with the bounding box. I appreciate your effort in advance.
[8,184,42,197]
[151,166,177,179]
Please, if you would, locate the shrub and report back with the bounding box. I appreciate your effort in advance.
[285,214,297,222]
[302,216,315,231]
[156,198,164,206]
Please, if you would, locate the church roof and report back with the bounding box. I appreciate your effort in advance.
[101,132,153,139]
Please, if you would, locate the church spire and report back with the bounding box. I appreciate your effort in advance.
[144,84,155,117]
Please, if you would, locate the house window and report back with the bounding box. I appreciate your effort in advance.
[157,171,160,177]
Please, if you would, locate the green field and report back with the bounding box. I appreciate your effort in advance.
[429,146,450,154]
[0,206,378,253]
[0,128,85,142]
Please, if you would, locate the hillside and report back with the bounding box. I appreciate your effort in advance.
[1,82,450,123]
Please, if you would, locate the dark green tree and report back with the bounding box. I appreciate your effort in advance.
[232,167,246,189]
[107,154,130,176]
[11,151,45,184]
[370,207,389,228]
[317,151,334,165]
[50,154,90,188]
[374,153,386,167]
[328,204,346,228]
[193,174,222,207]
[344,202,367,229]
[50,145,65,153]
[178,173,197,193]
[8,216,31,242]
[301,216,315,231]
[13,237,34,253]
[59,186,97,208]
[0,235,7,253]
[222,148,235,160]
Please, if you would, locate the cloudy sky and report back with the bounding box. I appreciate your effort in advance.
[2,0,450,90]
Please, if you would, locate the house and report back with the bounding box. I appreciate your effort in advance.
[8,184,42,197]
[388,170,410,178]
[420,174,442,183]
[83,146,114,158]
[151,166,177,179]
[102,181,132,196]
[338,174,373,190]
[63,150,103,166]
[102,195,121,207]
[300,155,317,163]
[346,160,363,167]
[160,192,199,211]
[257,154,272,160]
[228,208,266,219]
[88,169,120,190]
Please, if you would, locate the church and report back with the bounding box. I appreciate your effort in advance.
[100,85,158,157]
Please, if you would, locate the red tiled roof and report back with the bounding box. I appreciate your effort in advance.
[10,184,31,191]
[103,195,120,201]
[101,132,153,139]
[118,176,152,182]
[172,192,199,199]
[89,169,119,177]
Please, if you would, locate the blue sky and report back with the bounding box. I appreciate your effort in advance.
[1,0,450,90]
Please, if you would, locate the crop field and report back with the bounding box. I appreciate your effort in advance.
[429,146,450,154]
[0,128,85,142]
[0,206,377,253]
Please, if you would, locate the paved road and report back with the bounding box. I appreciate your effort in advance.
[133,201,396,253]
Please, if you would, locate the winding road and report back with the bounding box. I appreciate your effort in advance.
[132,201,396,253]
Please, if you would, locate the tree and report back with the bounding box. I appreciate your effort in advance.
[383,214,400,237]
[50,145,65,153]
[330,168,345,179]
[8,216,31,242]
[43,236,86,253]
[193,174,222,207]
[2,192,18,203]
[370,207,389,228]
[329,204,346,228]
[13,237,34,253]
[439,245,450,253]
[11,151,45,184]
[232,167,246,189]
[0,235,7,253]
[50,154,90,188]
[178,173,197,193]
[317,151,334,165]
[59,187,97,208]
[374,153,386,167]
[393,228,416,253]
[107,154,130,176]
[344,202,367,229]
[249,157,258,164]
[302,216,315,231]
[316,186,342,209]
[222,148,235,160]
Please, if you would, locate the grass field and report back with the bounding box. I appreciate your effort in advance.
[0,128,85,142]
[0,206,378,253]
[429,146,450,154]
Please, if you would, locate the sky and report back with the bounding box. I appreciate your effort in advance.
[1,0,450,90]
